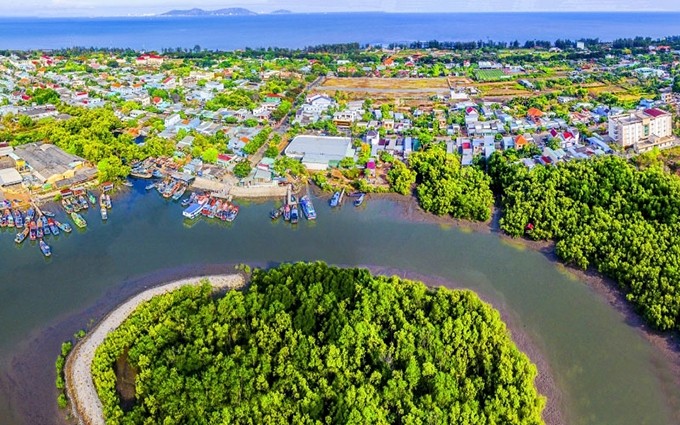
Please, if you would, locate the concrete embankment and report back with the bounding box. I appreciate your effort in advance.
[64,274,245,425]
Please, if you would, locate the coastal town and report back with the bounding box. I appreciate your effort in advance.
[0,38,679,256]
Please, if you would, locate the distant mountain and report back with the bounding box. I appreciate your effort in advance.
[161,8,257,17]
[270,9,293,14]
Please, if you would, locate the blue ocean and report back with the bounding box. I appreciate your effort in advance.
[0,12,679,50]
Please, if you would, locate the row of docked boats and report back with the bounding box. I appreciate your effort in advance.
[181,192,240,222]
[61,187,112,223]
[271,194,317,224]
[155,179,187,200]
[10,206,73,257]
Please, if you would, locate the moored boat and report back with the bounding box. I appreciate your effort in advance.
[48,218,60,235]
[172,185,186,201]
[182,203,203,220]
[145,182,156,191]
[6,211,14,228]
[15,228,28,244]
[270,207,282,220]
[300,196,317,220]
[130,169,153,179]
[100,207,108,220]
[29,222,36,240]
[71,212,87,228]
[225,205,239,222]
[87,191,97,205]
[123,181,134,187]
[354,193,365,207]
[42,210,55,218]
[105,194,112,209]
[55,220,72,233]
[78,195,89,209]
[290,204,299,224]
[14,209,23,228]
[283,204,291,221]
[36,222,43,238]
[39,240,51,257]
[329,191,341,208]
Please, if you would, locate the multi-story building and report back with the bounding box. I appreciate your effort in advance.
[608,108,674,152]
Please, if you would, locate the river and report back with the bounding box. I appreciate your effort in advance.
[0,181,678,424]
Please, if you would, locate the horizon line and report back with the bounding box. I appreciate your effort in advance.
[0,10,679,18]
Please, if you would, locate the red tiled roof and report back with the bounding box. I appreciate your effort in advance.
[644,108,667,118]
[527,107,544,117]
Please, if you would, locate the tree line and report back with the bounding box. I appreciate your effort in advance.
[489,152,680,331]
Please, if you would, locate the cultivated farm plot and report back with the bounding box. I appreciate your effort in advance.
[321,77,450,91]
[474,69,510,81]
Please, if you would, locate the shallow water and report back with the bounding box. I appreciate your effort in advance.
[0,182,677,424]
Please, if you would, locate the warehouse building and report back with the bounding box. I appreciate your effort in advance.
[284,135,354,170]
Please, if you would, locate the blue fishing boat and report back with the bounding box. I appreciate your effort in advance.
[270,207,282,220]
[48,218,60,235]
[55,220,72,233]
[14,210,23,228]
[36,223,43,238]
[283,204,291,221]
[15,228,28,244]
[290,204,299,224]
[100,207,108,220]
[39,240,51,257]
[145,182,156,191]
[300,196,317,220]
[354,193,365,207]
[152,169,163,178]
[43,210,56,218]
[42,216,51,235]
[329,191,341,207]
[26,207,35,221]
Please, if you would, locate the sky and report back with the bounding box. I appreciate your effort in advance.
[2,0,680,17]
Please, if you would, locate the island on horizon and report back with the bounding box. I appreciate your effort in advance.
[160,7,258,17]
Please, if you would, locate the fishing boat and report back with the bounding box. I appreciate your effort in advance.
[123,181,134,188]
[6,212,14,228]
[130,169,153,179]
[99,192,107,208]
[87,191,97,205]
[180,197,192,207]
[152,169,163,178]
[42,210,55,218]
[172,185,186,201]
[55,220,72,233]
[105,194,112,209]
[62,199,74,214]
[78,195,89,210]
[39,240,51,257]
[354,193,365,207]
[48,218,60,235]
[100,207,108,220]
[15,228,28,244]
[14,210,23,228]
[300,196,317,220]
[270,207,282,220]
[26,207,35,221]
[225,205,239,222]
[290,204,299,224]
[329,191,341,208]
[42,216,51,236]
[36,222,43,238]
[29,222,36,240]
[71,212,87,228]
[283,204,291,221]
[145,182,156,191]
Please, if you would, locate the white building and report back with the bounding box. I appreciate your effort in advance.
[284,135,354,170]
[608,108,674,152]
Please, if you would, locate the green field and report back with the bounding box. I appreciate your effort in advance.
[475,69,509,81]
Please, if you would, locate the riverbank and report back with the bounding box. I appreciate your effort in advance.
[64,273,245,425]
[374,190,680,423]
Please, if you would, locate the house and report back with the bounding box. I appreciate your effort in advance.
[332,111,358,128]
[514,134,530,150]
[527,108,544,120]
[365,130,380,146]
[217,153,234,167]
[264,93,283,105]
[0,168,22,186]
[177,136,195,150]
[164,113,182,128]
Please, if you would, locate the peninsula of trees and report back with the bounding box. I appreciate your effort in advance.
[91,263,545,424]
